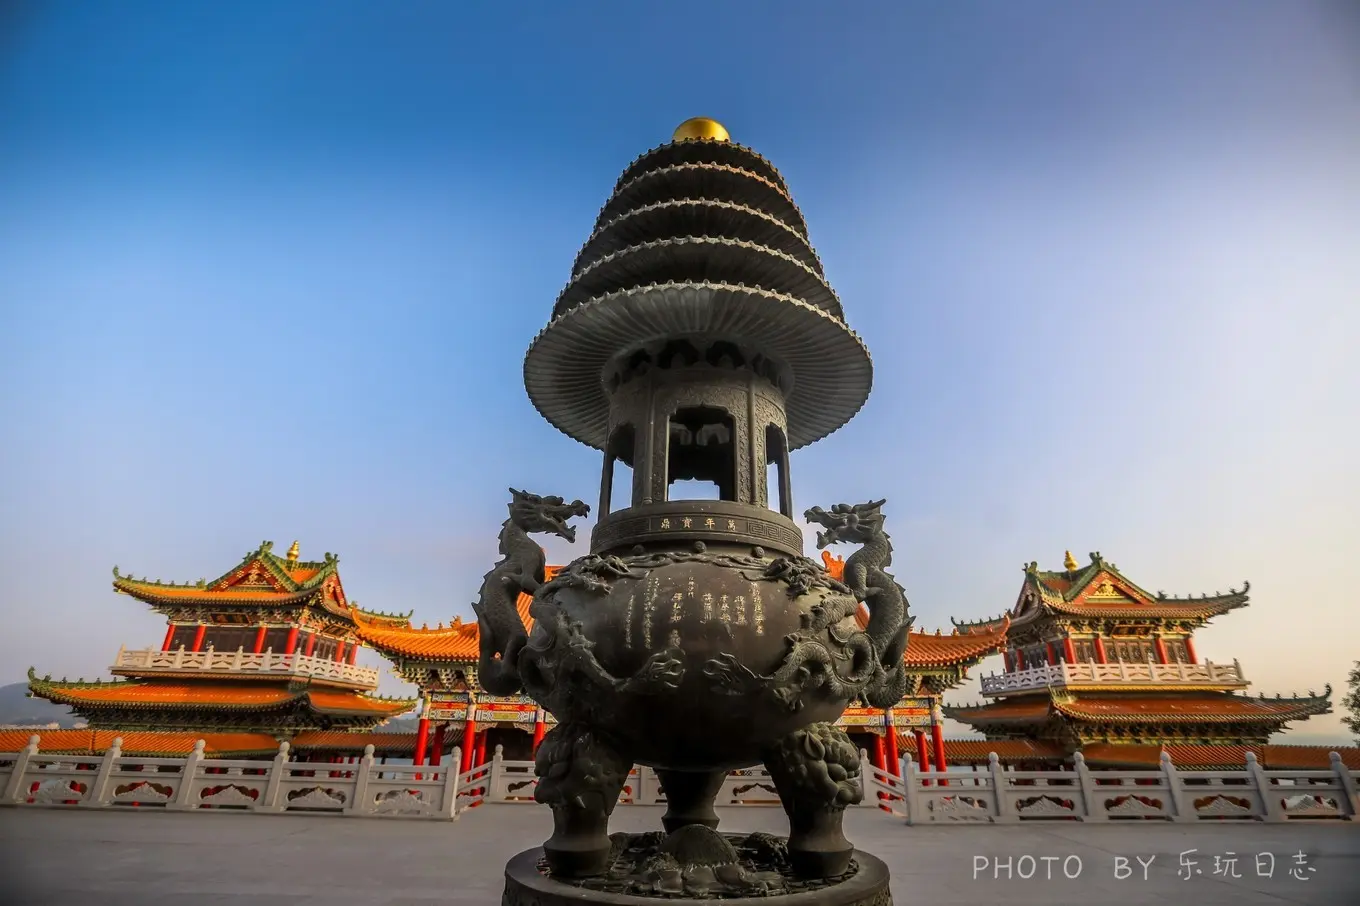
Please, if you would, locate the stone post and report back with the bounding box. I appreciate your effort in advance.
[1073,752,1104,821]
[1330,752,1358,821]
[81,737,123,808]
[347,744,375,816]
[900,753,917,824]
[988,752,1016,823]
[487,744,505,803]
[1160,751,1194,822]
[3,735,40,803]
[257,741,290,813]
[1246,752,1284,822]
[168,740,206,810]
[443,746,463,819]
[636,765,657,805]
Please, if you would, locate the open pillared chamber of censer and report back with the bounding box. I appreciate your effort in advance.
[474,118,906,905]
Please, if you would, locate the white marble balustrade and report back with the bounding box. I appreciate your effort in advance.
[112,646,380,688]
[980,659,1247,695]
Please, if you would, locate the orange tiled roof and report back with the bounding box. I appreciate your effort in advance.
[1029,556,1250,620]
[307,689,414,715]
[943,698,1054,723]
[0,729,282,758]
[895,736,1066,763]
[112,540,352,618]
[955,554,1251,635]
[351,567,555,662]
[1052,692,1331,724]
[1260,744,1360,770]
[826,555,1008,669]
[853,605,1012,668]
[28,677,414,717]
[1080,743,1360,771]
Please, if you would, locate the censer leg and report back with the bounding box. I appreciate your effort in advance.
[533,722,632,878]
[762,722,864,878]
[656,769,727,833]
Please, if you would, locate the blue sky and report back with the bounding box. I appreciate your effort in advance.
[2,2,1356,741]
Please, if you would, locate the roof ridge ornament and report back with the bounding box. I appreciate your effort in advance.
[1063,551,1078,572]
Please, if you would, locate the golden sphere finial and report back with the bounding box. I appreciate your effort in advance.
[672,117,730,143]
[286,540,300,563]
[1063,550,1079,572]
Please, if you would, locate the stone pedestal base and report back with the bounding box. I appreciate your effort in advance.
[501,843,892,906]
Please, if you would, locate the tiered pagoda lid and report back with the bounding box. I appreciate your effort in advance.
[524,118,873,451]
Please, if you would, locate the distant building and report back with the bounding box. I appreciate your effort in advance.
[25,541,418,761]
[946,551,1343,769]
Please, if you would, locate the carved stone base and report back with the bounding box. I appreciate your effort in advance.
[501,836,892,906]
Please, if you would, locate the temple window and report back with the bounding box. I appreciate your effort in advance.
[169,625,198,649]
[203,626,253,652]
[764,424,791,517]
[311,636,338,661]
[665,406,736,501]
[601,424,636,514]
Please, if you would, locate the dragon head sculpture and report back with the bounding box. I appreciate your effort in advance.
[803,499,887,549]
[509,488,590,543]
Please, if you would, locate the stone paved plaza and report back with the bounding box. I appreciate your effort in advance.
[1,806,1357,906]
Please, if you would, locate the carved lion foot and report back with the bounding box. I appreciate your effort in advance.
[762,722,863,878]
[534,722,632,878]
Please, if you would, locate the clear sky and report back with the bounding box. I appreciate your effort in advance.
[2,2,1356,742]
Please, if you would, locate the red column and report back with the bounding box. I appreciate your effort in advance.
[532,711,546,754]
[1001,650,1012,672]
[429,724,446,767]
[161,623,177,651]
[1045,641,1057,665]
[1154,636,1168,665]
[1063,637,1077,664]
[474,730,487,767]
[347,642,359,665]
[303,632,316,657]
[284,626,299,655]
[1014,647,1024,670]
[412,715,430,767]
[460,716,477,774]
[191,624,206,652]
[871,732,889,809]
[913,728,930,785]
[931,720,949,787]
[252,625,267,654]
[334,639,346,662]
[1094,635,1108,664]
[883,709,899,776]
[1184,636,1198,664]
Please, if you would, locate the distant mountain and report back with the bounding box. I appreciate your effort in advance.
[0,682,81,728]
